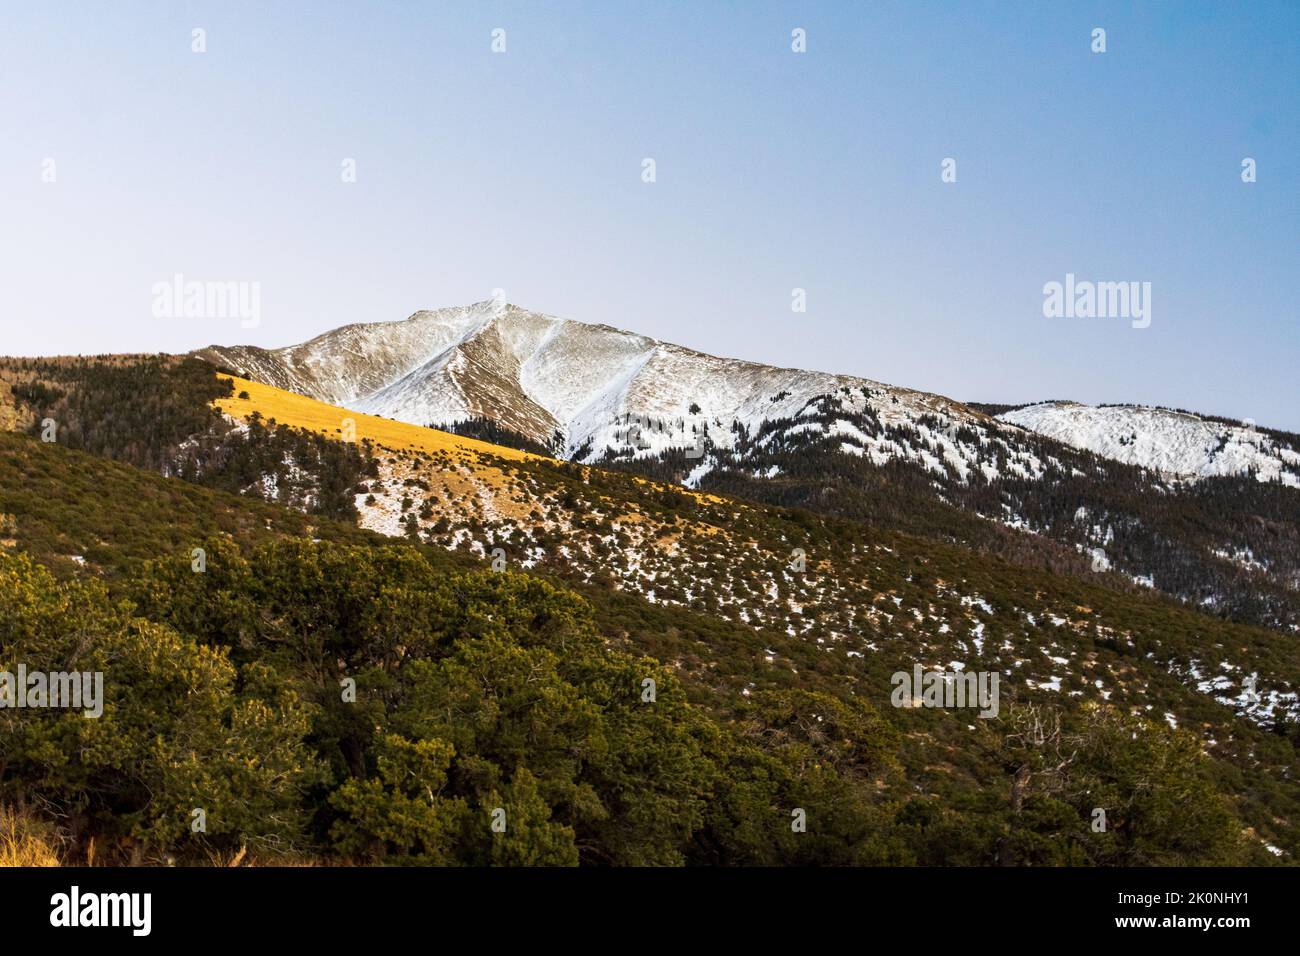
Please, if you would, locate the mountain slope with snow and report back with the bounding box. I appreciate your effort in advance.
[198,302,1300,491]
[196,303,1300,635]
[197,302,1051,480]
[192,303,1300,496]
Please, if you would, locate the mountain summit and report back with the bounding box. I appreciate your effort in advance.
[199,300,961,462]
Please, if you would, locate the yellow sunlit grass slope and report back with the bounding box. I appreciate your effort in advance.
[214,375,543,465]
[214,375,727,516]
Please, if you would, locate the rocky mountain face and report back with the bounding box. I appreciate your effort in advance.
[197,303,1300,632]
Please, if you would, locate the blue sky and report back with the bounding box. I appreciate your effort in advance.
[1,1,1296,427]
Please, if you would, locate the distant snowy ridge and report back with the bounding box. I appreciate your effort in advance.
[998,402,1300,487]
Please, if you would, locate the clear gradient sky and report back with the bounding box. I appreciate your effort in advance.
[1,1,1296,428]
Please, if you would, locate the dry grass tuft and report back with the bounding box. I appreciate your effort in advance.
[0,806,62,867]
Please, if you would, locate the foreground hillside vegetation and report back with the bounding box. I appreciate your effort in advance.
[0,357,1296,865]
[0,519,1260,866]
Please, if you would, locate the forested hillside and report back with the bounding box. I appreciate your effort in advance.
[0,447,1276,865]
[0,357,1296,865]
[2,356,377,522]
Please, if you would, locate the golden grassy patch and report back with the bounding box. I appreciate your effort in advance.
[214,375,543,464]
[214,375,728,515]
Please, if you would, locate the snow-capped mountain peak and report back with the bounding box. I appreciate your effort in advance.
[199,302,973,462]
[196,304,1300,489]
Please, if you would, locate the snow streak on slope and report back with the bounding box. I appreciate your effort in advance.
[999,402,1300,487]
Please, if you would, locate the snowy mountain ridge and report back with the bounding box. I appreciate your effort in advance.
[199,301,984,466]
[196,302,1300,488]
